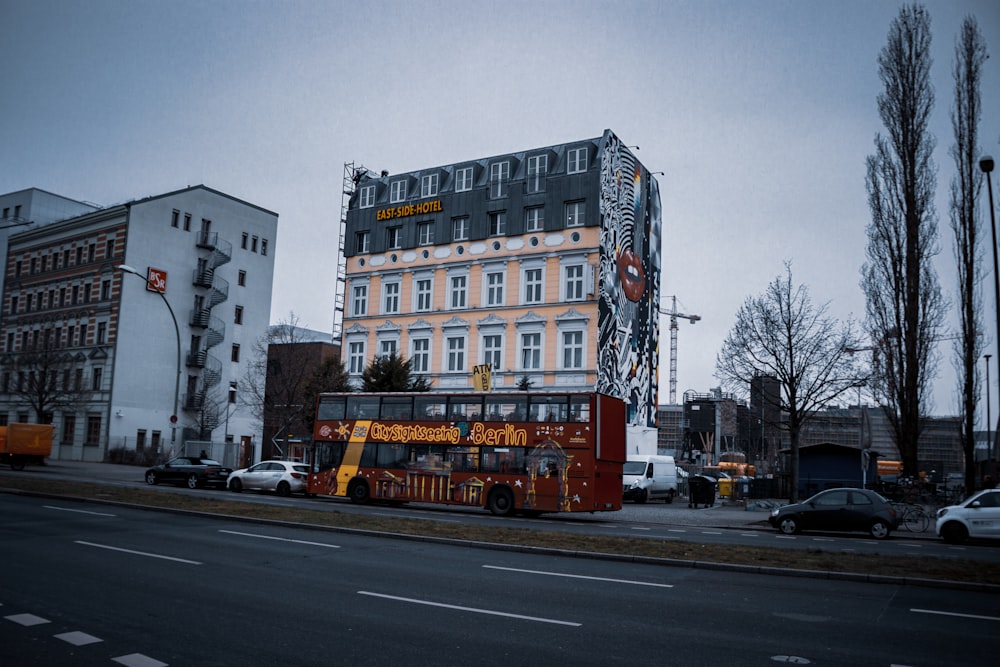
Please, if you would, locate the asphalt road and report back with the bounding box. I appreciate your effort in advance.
[1,494,997,667]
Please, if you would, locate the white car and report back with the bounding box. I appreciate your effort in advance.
[935,488,1000,543]
[227,460,310,497]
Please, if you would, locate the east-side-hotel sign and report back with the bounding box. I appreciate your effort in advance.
[376,200,443,221]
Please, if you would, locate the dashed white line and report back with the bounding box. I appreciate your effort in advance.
[483,564,673,588]
[912,608,1000,622]
[55,630,103,646]
[358,591,581,626]
[113,653,168,667]
[74,541,201,565]
[6,613,49,626]
[219,530,341,548]
[44,505,117,517]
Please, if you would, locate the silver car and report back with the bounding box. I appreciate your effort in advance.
[936,488,1000,543]
[227,460,310,497]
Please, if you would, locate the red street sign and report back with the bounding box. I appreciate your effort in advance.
[146,267,167,294]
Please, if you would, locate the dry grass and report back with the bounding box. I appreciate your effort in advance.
[3,476,997,586]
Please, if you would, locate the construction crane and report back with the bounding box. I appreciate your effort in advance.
[660,296,701,404]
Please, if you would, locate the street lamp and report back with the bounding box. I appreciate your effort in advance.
[986,354,992,471]
[118,264,181,443]
[980,155,999,476]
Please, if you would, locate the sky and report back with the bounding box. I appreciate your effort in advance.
[2,0,999,419]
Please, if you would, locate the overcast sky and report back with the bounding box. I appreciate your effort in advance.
[3,0,999,419]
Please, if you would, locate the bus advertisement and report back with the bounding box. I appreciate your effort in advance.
[306,391,626,516]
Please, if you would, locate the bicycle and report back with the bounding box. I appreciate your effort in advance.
[892,502,931,533]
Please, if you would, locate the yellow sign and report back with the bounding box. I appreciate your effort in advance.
[472,364,492,392]
[376,200,443,221]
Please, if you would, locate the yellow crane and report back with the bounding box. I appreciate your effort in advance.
[660,296,700,404]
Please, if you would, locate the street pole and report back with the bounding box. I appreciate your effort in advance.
[986,354,992,478]
[118,265,181,443]
[980,156,999,481]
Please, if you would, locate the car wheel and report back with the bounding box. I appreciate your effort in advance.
[187,474,200,489]
[778,516,799,535]
[869,519,891,540]
[229,478,242,493]
[635,488,648,504]
[276,481,291,497]
[665,490,674,504]
[940,521,969,544]
[487,486,515,516]
[348,479,370,504]
[145,471,158,485]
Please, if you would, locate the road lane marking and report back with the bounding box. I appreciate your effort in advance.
[219,529,341,548]
[6,613,49,626]
[74,540,201,564]
[631,526,652,531]
[911,608,1000,622]
[483,565,674,588]
[113,653,168,667]
[56,631,103,646]
[358,591,581,626]
[44,505,116,517]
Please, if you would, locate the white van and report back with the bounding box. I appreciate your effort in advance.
[623,455,678,503]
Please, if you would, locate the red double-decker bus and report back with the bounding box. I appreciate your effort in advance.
[306,391,625,516]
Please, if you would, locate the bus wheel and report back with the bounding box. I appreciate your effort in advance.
[487,487,514,516]
[348,479,370,504]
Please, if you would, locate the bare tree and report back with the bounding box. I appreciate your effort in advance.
[300,355,352,435]
[717,263,863,501]
[2,334,89,423]
[949,15,988,494]
[862,4,946,477]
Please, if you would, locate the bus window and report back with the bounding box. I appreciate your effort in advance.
[485,395,526,421]
[359,442,377,468]
[314,441,345,472]
[481,446,526,474]
[317,397,346,421]
[529,395,568,422]
[414,396,446,420]
[377,443,408,469]
[569,395,590,422]
[448,397,484,421]
[445,446,480,472]
[347,395,380,419]
[380,396,413,420]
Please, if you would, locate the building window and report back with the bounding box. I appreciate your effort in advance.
[359,185,376,208]
[411,338,430,373]
[566,201,586,228]
[523,267,543,304]
[379,339,398,358]
[568,147,588,174]
[348,341,366,374]
[382,280,400,314]
[482,334,503,370]
[485,270,505,307]
[520,332,541,370]
[231,344,241,362]
[387,226,402,250]
[228,381,238,404]
[91,367,103,391]
[446,336,466,372]
[86,416,101,446]
[241,232,248,249]
[352,284,368,316]
[183,214,191,231]
[105,239,115,258]
[415,278,433,312]
[452,217,469,241]
[261,238,268,256]
[564,264,585,301]
[527,155,547,193]
[234,305,243,325]
[101,280,111,300]
[251,236,258,253]
[238,270,246,286]
[456,166,473,192]
[76,247,83,265]
[561,330,584,369]
[356,231,370,254]
[489,161,509,199]
[9,295,17,315]
[390,180,407,203]
[421,174,438,197]
[525,207,544,232]
[96,322,107,345]
[417,222,434,246]
[488,211,506,237]
[449,275,467,309]
[62,415,75,445]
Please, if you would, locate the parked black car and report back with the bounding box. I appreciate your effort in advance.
[145,456,232,489]
[768,488,898,539]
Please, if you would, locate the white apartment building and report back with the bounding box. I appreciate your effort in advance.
[0,185,278,465]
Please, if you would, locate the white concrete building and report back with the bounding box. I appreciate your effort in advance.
[0,185,278,465]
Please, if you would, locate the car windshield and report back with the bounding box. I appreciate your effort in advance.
[623,462,647,475]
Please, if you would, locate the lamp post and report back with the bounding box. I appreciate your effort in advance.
[118,264,181,443]
[980,155,999,476]
[986,354,992,472]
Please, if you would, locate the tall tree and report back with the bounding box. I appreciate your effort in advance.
[717,263,863,501]
[361,353,431,392]
[300,355,352,434]
[949,16,988,494]
[2,333,89,423]
[861,4,945,477]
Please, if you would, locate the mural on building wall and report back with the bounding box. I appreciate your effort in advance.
[596,132,661,427]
